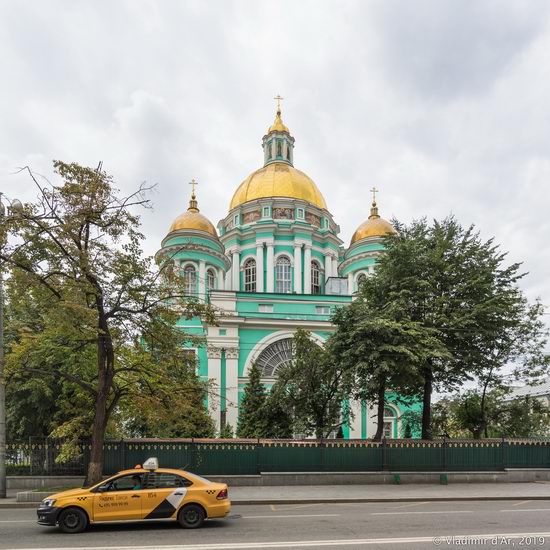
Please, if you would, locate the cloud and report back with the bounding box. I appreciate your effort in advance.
[0,0,548,326]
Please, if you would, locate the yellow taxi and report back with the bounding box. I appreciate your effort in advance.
[36,458,231,533]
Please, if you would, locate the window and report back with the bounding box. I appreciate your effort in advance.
[184,265,196,295]
[259,304,273,313]
[311,261,322,294]
[384,407,395,417]
[383,407,396,439]
[147,473,192,489]
[297,208,305,220]
[383,422,393,438]
[244,258,256,292]
[356,273,367,290]
[275,256,291,293]
[262,206,270,218]
[256,338,294,377]
[268,142,273,159]
[277,141,282,156]
[102,474,144,492]
[315,306,330,315]
[286,145,291,160]
[206,269,216,292]
[234,214,239,227]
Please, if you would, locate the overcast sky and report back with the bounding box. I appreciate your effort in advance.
[1,0,549,319]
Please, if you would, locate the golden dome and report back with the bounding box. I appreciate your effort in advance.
[268,110,289,134]
[230,162,327,210]
[169,191,217,237]
[351,200,396,244]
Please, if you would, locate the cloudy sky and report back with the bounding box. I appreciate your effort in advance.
[1,0,549,317]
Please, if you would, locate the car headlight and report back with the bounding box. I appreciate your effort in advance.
[41,499,56,508]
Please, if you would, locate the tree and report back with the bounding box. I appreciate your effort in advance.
[236,362,268,438]
[273,329,352,439]
[331,288,443,440]
[366,216,548,439]
[219,424,234,439]
[0,162,215,483]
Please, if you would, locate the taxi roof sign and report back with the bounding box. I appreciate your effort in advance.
[142,457,159,470]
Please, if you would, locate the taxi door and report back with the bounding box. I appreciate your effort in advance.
[142,472,192,520]
[93,473,144,522]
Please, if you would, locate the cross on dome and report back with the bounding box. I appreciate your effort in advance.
[189,178,198,199]
[274,94,284,114]
[370,186,378,205]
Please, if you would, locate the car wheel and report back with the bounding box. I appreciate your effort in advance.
[178,504,205,529]
[58,508,88,534]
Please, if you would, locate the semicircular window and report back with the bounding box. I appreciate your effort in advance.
[256,338,294,378]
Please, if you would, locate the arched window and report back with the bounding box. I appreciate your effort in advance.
[244,258,256,292]
[356,273,367,291]
[268,142,273,159]
[256,338,294,378]
[311,261,322,295]
[277,141,282,157]
[206,269,216,292]
[383,407,396,439]
[183,265,196,296]
[286,145,290,160]
[275,256,291,293]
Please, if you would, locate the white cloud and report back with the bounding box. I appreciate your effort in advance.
[0,0,548,324]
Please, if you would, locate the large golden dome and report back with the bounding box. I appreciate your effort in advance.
[230,162,327,210]
[169,192,217,237]
[351,200,396,244]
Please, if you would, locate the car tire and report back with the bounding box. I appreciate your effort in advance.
[178,504,205,529]
[58,508,88,534]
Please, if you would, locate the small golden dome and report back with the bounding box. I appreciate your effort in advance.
[351,200,396,244]
[169,190,217,237]
[268,110,289,134]
[230,162,327,210]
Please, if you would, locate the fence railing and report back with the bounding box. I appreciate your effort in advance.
[7,437,550,476]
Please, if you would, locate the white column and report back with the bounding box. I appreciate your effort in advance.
[198,260,206,300]
[293,244,302,294]
[225,348,239,431]
[224,263,231,290]
[332,256,339,278]
[348,272,354,294]
[349,398,362,438]
[256,242,264,292]
[207,348,222,434]
[324,253,332,280]
[231,250,240,291]
[266,243,274,292]
[217,269,225,290]
[303,245,312,294]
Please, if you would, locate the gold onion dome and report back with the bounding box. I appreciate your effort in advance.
[268,109,289,134]
[230,162,327,210]
[351,197,397,244]
[169,188,218,237]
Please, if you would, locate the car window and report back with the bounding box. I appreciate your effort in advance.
[105,473,144,492]
[146,473,192,489]
[185,472,212,485]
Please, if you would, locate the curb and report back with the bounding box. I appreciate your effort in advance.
[2,495,550,509]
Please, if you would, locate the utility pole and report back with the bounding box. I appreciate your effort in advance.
[0,193,22,498]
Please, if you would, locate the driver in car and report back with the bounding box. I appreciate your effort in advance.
[132,475,142,490]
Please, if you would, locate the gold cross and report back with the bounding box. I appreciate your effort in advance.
[189,178,198,197]
[370,186,378,203]
[274,94,284,112]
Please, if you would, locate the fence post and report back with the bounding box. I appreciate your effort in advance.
[190,438,196,472]
[501,436,507,470]
[320,438,325,472]
[120,439,126,470]
[442,437,447,472]
[255,439,260,475]
[382,438,388,471]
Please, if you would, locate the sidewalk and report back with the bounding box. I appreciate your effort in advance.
[2,482,550,509]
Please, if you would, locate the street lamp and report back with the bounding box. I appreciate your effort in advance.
[0,193,22,499]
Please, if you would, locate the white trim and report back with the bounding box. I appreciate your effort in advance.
[180,260,198,270]
[243,330,326,378]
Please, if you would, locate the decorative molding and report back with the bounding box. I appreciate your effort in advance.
[207,347,222,359]
[225,347,239,360]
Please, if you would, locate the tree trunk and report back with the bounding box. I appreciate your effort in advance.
[373,379,386,441]
[85,318,114,486]
[421,367,433,440]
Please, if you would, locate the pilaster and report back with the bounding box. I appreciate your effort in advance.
[303,245,312,294]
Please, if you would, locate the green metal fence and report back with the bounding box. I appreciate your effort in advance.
[6,438,550,476]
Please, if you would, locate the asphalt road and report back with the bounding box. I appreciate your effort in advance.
[1,500,550,549]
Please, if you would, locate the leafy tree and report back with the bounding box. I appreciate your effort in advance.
[236,362,268,438]
[1,162,215,483]
[365,217,548,439]
[262,387,294,438]
[273,329,352,439]
[331,290,443,440]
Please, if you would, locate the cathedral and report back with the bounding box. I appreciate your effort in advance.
[156,104,414,439]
